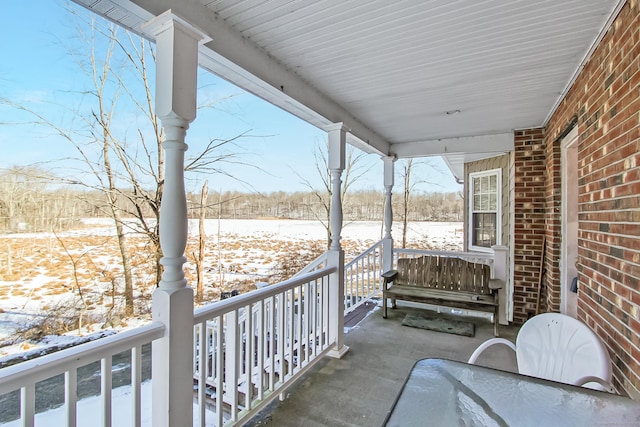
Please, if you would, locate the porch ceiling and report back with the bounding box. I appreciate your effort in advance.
[73,0,621,165]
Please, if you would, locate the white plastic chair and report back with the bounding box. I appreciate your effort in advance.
[468,313,614,392]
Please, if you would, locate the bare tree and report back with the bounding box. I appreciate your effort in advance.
[53,233,89,334]
[195,180,208,302]
[2,7,256,317]
[400,159,413,248]
[397,158,458,246]
[298,142,372,248]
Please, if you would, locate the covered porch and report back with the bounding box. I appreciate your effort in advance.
[1,0,639,426]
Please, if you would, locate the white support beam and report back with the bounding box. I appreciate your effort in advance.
[382,156,395,273]
[127,0,390,156]
[142,10,206,427]
[391,132,514,158]
[324,123,349,359]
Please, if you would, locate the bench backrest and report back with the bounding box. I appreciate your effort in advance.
[396,256,492,294]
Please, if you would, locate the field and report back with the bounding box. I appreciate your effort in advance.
[0,218,463,358]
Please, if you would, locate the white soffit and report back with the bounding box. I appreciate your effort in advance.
[442,153,502,184]
[73,0,622,159]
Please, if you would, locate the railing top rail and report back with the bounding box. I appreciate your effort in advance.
[394,248,494,260]
[0,321,165,396]
[194,265,337,324]
[345,240,384,269]
[293,251,329,277]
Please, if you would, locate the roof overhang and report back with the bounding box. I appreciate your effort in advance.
[72,0,624,177]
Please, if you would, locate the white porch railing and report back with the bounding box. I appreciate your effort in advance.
[294,240,385,314]
[0,321,165,427]
[344,240,384,313]
[192,266,336,427]
[293,251,329,276]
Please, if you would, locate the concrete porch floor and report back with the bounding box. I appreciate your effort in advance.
[247,301,520,426]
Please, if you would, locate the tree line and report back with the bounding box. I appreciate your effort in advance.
[0,167,463,234]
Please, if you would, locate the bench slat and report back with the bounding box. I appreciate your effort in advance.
[386,285,497,306]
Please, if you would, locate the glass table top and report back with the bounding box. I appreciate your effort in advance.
[384,358,640,427]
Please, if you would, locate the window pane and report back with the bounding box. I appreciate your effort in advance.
[489,174,497,190]
[489,193,497,210]
[480,176,488,193]
[472,213,496,248]
[479,194,488,211]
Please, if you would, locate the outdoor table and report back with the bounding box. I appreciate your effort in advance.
[384,358,640,426]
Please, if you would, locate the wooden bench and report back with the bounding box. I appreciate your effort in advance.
[382,255,503,336]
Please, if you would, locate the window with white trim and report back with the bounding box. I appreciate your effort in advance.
[469,169,501,250]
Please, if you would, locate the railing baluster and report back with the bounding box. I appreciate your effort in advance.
[323,276,329,347]
[226,310,239,421]
[101,357,112,427]
[65,368,77,427]
[21,384,35,427]
[368,255,372,297]
[269,296,275,391]
[344,262,358,310]
[246,303,254,410]
[288,289,295,377]
[311,279,318,357]
[358,258,363,304]
[303,281,310,367]
[215,315,224,427]
[295,286,302,371]
[131,345,142,427]
[278,292,285,389]
[197,323,206,427]
[257,299,265,401]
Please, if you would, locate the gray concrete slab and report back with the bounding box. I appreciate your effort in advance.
[246,302,519,426]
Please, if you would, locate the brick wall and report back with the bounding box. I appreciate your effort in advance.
[512,128,546,324]
[543,0,640,398]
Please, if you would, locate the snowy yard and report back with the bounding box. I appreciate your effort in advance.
[0,219,463,425]
[0,219,462,359]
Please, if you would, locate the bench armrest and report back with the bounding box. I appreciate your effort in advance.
[381,269,398,284]
[488,278,504,290]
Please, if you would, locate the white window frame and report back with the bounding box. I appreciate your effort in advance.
[468,168,502,252]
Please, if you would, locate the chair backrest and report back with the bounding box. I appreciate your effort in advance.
[515,313,612,390]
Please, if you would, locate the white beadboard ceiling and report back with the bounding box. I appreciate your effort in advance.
[73,0,622,178]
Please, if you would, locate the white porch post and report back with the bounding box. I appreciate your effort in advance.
[492,245,509,325]
[143,11,207,427]
[382,156,395,273]
[325,123,349,359]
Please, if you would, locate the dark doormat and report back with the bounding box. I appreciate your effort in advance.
[401,312,475,337]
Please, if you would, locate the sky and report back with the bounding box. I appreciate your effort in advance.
[0,0,462,195]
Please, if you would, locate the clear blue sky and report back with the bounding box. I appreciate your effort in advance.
[0,0,462,195]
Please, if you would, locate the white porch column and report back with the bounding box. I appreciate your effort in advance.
[142,11,207,427]
[492,245,509,325]
[382,156,395,273]
[324,123,349,359]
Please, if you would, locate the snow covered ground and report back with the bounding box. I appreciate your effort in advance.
[0,219,463,425]
[0,219,462,358]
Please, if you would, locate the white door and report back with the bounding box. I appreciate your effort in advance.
[561,127,579,317]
